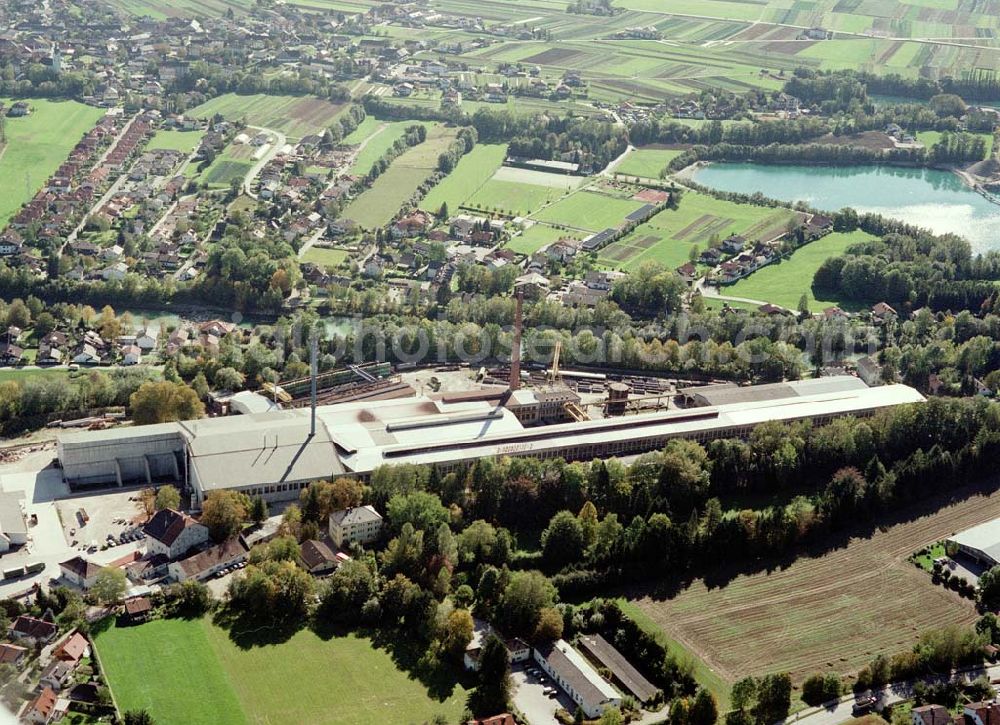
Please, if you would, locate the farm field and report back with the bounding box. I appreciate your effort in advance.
[94,616,470,725]
[614,147,685,180]
[146,129,204,154]
[725,229,876,311]
[187,94,347,139]
[598,190,796,270]
[0,98,106,228]
[302,247,349,268]
[530,190,646,232]
[191,143,255,189]
[627,483,1000,688]
[342,126,459,228]
[421,143,508,213]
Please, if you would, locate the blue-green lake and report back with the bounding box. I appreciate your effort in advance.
[691,163,1000,253]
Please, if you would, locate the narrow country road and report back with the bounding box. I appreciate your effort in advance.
[242,126,287,198]
[781,665,1000,725]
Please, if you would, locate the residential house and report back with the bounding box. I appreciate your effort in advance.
[8,615,58,645]
[58,557,103,589]
[392,210,434,239]
[467,715,516,725]
[584,270,626,291]
[24,687,58,724]
[912,704,953,725]
[699,248,723,265]
[822,306,849,321]
[101,261,129,281]
[54,631,90,666]
[136,328,159,351]
[143,508,210,559]
[167,537,249,582]
[0,341,23,365]
[463,619,531,671]
[856,356,882,387]
[329,505,383,548]
[121,344,141,365]
[721,234,747,254]
[39,660,74,692]
[871,301,898,323]
[0,643,27,667]
[298,539,341,575]
[124,596,152,624]
[198,319,237,338]
[965,702,1000,725]
[675,263,697,286]
[71,343,101,365]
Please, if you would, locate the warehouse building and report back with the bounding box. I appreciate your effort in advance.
[947,519,1000,567]
[57,379,925,507]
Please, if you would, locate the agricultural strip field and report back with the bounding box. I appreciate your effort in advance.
[614,148,685,180]
[626,482,1000,687]
[146,129,204,154]
[598,190,795,270]
[342,125,459,229]
[724,230,876,311]
[0,98,106,228]
[187,93,347,139]
[346,120,434,176]
[530,190,646,233]
[421,143,508,213]
[93,616,470,725]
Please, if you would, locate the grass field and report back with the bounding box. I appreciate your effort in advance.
[187,93,347,139]
[342,125,459,229]
[188,143,254,189]
[725,230,876,311]
[614,148,685,180]
[302,247,349,268]
[146,129,204,154]
[0,99,105,228]
[530,190,645,232]
[421,143,508,213]
[627,484,1000,689]
[598,190,796,270]
[506,223,578,255]
[0,368,73,384]
[94,616,470,725]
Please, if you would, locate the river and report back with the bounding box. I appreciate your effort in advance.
[690,163,1000,253]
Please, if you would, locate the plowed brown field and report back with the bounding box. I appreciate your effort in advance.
[629,485,1000,685]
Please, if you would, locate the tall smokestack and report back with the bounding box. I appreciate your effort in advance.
[510,288,523,391]
[309,332,318,437]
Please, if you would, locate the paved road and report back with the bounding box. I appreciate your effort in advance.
[243,126,287,197]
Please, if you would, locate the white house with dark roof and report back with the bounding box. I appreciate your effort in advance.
[143,508,209,559]
[328,505,383,547]
[58,556,103,589]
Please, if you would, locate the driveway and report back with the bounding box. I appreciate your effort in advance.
[511,662,575,725]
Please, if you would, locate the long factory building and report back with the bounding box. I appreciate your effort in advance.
[57,377,925,505]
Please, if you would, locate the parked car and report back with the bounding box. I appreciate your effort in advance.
[852,696,878,716]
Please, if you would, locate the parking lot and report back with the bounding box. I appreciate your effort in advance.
[55,486,149,555]
[510,661,575,725]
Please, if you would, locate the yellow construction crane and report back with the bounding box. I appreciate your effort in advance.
[549,339,562,382]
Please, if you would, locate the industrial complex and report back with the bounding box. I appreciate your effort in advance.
[56,370,926,507]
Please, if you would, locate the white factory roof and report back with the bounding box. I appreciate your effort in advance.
[55,377,925,491]
[948,519,1000,564]
[0,492,26,539]
[179,410,345,491]
[335,383,925,471]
